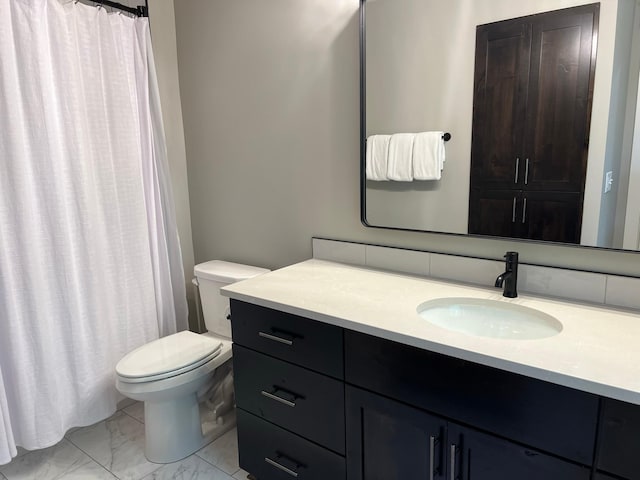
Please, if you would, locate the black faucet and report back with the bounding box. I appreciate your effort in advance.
[495,251,518,298]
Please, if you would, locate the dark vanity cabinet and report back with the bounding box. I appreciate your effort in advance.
[230,300,640,480]
[468,4,598,244]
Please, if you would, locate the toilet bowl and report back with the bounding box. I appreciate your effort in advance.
[115,261,269,464]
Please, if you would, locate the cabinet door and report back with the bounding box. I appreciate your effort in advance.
[521,191,582,243]
[346,386,446,480]
[448,423,591,480]
[468,188,521,238]
[469,189,582,243]
[597,399,640,480]
[523,5,597,192]
[470,20,530,187]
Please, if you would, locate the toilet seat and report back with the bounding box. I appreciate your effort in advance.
[116,331,223,384]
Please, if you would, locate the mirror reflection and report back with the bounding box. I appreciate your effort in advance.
[362,0,640,250]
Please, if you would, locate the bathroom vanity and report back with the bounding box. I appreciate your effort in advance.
[223,260,640,480]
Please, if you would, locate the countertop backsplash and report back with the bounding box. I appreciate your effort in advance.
[312,237,640,312]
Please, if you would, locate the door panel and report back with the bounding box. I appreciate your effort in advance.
[522,191,582,243]
[597,399,640,480]
[468,188,521,237]
[471,21,530,187]
[448,423,591,480]
[346,386,446,480]
[524,6,596,191]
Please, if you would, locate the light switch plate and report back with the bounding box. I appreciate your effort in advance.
[604,171,613,193]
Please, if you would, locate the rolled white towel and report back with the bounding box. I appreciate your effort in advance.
[365,135,391,181]
[412,131,446,180]
[387,133,415,181]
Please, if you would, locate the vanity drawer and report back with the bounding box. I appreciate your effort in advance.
[345,330,599,466]
[230,299,344,379]
[233,344,345,454]
[237,409,346,480]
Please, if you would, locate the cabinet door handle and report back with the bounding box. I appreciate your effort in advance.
[514,157,520,183]
[429,436,436,480]
[450,444,457,480]
[512,197,517,223]
[522,197,527,224]
[259,331,294,346]
[265,457,299,477]
[261,390,297,407]
[524,158,530,185]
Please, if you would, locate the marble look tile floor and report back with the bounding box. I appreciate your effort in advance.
[0,403,250,480]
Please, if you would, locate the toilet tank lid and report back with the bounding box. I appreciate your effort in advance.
[194,260,270,283]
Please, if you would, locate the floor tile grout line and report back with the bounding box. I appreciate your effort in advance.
[65,429,164,480]
[120,409,144,425]
[193,452,241,477]
[63,453,119,480]
[116,400,137,412]
[98,462,121,480]
[64,433,113,475]
[76,449,122,480]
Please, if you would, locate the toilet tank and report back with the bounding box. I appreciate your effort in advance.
[194,260,269,339]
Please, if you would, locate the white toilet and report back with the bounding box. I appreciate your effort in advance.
[115,260,269,463]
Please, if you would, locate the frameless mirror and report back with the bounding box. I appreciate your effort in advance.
[361,0,640,250]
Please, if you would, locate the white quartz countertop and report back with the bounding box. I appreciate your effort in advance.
[221,259,640,404]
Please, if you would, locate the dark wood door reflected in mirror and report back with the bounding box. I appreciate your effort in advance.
[469,4,597,243]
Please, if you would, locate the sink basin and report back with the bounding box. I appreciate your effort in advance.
[417,297,562,340]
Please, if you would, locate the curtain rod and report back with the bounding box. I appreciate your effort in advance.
[88,0,148,17]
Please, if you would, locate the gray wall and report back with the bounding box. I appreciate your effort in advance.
[171,0,640,277]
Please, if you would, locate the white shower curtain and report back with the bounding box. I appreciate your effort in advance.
[0,0,188,464]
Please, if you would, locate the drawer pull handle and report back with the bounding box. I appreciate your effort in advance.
[265,457,299,477]
[450,444,457,480]
[429,435,436,480]
[259,331,294,346]
[261,390,296,407]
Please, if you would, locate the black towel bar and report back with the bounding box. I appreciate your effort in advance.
[366,132,451,141]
